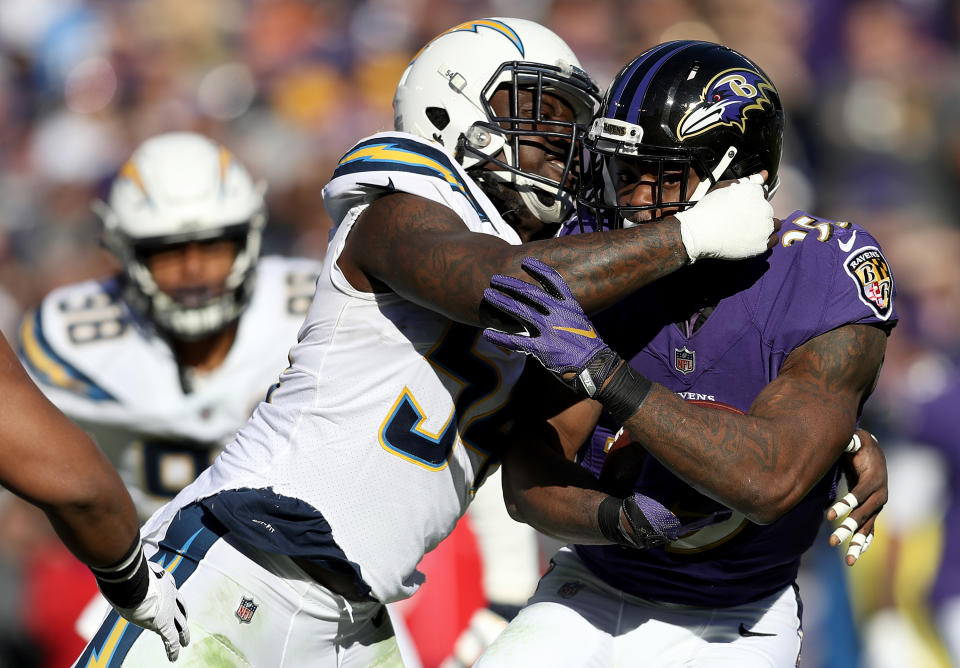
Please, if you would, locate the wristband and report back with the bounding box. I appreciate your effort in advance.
[596,363,653,424]
[90,536,150,609]
[597,495,626,545]
[577,348,624,398]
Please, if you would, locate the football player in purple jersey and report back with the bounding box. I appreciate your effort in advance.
[475,41,894,667]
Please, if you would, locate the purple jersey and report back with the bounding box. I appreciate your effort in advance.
[571,210,897,606]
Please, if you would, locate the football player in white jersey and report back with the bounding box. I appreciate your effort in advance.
[17,132,319,650]
[73,19,779,667]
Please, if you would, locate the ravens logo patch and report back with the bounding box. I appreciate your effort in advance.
[844,246,893,320]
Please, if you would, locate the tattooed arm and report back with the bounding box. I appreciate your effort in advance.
[339,192,688,325]
[501,323,888,543]
[618,323,888,524]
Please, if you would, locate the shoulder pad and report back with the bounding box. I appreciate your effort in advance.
[19,306,116,401]
[332,133,490,221]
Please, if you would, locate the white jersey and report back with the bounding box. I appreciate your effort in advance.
[20,255,320,518]
[145,131,525,603]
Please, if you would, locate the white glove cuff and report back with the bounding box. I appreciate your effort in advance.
[676,213,700,265]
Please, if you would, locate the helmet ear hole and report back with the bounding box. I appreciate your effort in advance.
[425,107,450,130]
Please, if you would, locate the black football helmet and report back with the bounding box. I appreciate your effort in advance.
[578,40,784,228]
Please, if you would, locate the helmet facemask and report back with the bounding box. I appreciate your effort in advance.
[102,211,265,342]
[461,60,598,224]
[580,116,753,229]
[95,132,267,342]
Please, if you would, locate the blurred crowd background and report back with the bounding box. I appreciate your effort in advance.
[0,0,959,666]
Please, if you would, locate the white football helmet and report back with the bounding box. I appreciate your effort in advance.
[95,132,266,340]
[394,18,600,223]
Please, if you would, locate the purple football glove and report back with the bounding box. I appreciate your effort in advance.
[622,492,683,547]
[611,492,730,549]
[482,257,621,397]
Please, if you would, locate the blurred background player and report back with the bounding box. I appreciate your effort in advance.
[0,330,187,664]
[476,40,894,667]
[73,17,778,667]
[15,131,319,662]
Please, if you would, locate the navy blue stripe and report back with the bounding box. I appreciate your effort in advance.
[74,504,223,666]
[337,136,460,175]
[21,309,116,401]
[334,136,490,222]
[201,488,372,598]
[73,608,144,667]
[154,503,225,585]
[614,42,699,122]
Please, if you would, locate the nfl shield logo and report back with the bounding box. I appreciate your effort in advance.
[675,347,696,375]
[236,597,258,624]
[558,581,584,599]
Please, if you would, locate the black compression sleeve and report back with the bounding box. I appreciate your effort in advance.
[90,536,150,609]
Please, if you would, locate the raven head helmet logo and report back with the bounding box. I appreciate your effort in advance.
[677,68,776,140]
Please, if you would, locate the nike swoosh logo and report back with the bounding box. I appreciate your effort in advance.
[355,177,397,192]
[553,325,597,338]
[738,623,777,638]
[838,231,857,253]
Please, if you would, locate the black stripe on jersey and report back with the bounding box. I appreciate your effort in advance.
[334,136,490,221]
[200,487,373,599]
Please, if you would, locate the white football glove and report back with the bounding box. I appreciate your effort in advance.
[675,173,775,263]
[112,561,190,662]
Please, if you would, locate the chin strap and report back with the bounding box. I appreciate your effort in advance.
[689,146,738,202]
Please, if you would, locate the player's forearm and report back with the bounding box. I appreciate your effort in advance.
[33,425,140,567]
[506,221,688,316]
[508,485,614,544]
[352,192,689,325]
[501,418,613,544]
[622,383,839,524]
[46,491,141,568]
[396,221,688,326]
[0,375,141,565]
[603,325,887,523]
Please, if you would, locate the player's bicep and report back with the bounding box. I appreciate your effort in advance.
[749,323,887,474]
[342,192,511,323]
